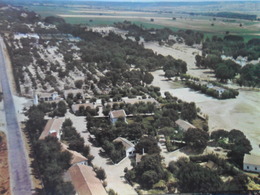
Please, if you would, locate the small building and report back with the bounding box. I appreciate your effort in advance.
[66,164,107,195]
[71,103,95,113]
[33,91,61,105]
[64,89,85,100]
[212,86,225,97]
[39,118,64,140]
[113,137,135,157]
[109,109,127,124]
[175,119,196,132]
[243,154,260,173]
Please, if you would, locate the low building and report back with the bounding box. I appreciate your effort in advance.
[175,119,196,132]
[243,154,260,173]
[71,103,95,113]
[113,137,135,157]
[66,164,107,195]
[212,86,225,97]
[64,89,85,100]
[33,91,61,105]
[109,110,127,124]
[39,118,64,140]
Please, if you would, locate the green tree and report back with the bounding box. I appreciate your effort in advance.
[95,167,106,180]
[184,128,209,152]
[176,162,223,193]
[143,72,154,85]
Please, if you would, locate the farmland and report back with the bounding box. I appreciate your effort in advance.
[9,1,259,40]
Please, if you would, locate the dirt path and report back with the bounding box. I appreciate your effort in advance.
[1,37,17,95]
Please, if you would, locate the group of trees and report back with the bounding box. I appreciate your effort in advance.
[102,101,157,116]
[163,56,187,79]
[185,80,239,99]
[33,137,75,194]
[169,154,250,193]
[211,129,252,167]
[125,154,165,189]
[61,119,91,159]
[198,35,260,87]
[25,104,75,194]
[114,21,204,46]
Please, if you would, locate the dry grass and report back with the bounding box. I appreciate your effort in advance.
[0,131,10,195]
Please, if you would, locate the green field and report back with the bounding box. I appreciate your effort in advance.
[24,3,260,40]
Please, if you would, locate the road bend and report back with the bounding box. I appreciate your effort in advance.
[0,36,32,195]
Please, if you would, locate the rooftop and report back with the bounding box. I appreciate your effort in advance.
[244,154,260,166]
[39,118,64,140]
[72,103,95,112]
[175,119,196,131]
[68,164,107,195]
[109,110,127,119]
[113,137,134,150]
[123,98,159,105]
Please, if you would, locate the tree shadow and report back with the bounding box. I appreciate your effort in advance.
[179,146,204,155]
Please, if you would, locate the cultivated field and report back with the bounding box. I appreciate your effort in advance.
[23,2,260,39]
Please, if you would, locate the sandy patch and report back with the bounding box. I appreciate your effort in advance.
[145,42,214,80]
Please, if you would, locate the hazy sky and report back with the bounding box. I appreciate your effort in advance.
[83,0,256,1]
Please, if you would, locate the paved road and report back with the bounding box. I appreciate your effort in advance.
[0,37,32,194]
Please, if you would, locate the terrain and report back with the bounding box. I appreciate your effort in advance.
[0,132,10,195]
[16,1,260,41]
[0,1,260,194]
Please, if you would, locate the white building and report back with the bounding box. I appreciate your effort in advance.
[243,154,260,173]
[113,137,135,157]
[109,109,127,124]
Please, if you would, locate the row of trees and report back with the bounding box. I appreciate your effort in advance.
[211,129,252,167]
[114,21,204,46]
[25,104,75,194]
[185,80,239,99]
[61,119,91,159]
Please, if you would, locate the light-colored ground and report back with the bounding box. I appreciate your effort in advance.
[144,42,214,80]
[65,112,137,195]
[151,71,260,156]
[149,41,260,156]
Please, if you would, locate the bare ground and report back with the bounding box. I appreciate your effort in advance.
[0,131,10,195]
[149,43,260,156]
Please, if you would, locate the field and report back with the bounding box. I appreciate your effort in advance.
[20,1,260,40]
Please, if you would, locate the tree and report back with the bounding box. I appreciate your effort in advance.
[181,102,197,122]
[176,161,223,193]
[141,170,159,188]
[135,136,161,154]
[184,128,209,152]
[215,63,235,82]
[74,80,84,89]
[143,72,154,85]
[56,101,67,116]
[95,167,106,180]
